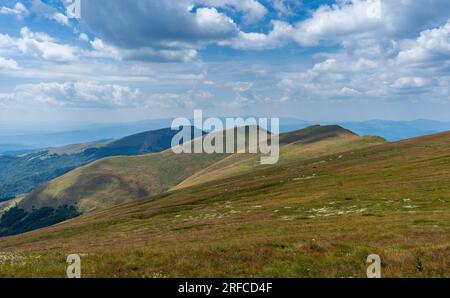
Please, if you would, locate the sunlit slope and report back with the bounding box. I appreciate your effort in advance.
[175,125,385,190]
[18,127,246,213]
[0,127,193,202]
[20,125,381,213]
[0,130,448,277]
[20,149,228,213]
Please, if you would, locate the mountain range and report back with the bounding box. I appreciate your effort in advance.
[1,119,450,153]
[0,124,448,277]
[19,125,384,213]
[0,127,199,202]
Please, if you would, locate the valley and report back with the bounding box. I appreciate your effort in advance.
[0,127,195,202]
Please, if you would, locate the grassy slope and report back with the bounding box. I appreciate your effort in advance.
[0,128,191,202]
[21,125,375,214]
[176,125,384,190]
[0,130,449,277]
[20,149,228,213]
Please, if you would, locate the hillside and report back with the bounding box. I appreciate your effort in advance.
[18,125,382,213]
[0,127,189,201]
[175,125,384,190]
[0,129,448,277]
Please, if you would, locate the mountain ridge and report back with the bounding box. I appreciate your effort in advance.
[0,129,448,277]
[0,127,195,202]
[18,125,384,214]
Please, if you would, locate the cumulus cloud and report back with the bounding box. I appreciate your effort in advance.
[2,0,450,113]
[229,0,450,50]
[0,33,15,49]
[199,0,268,23]
[17,27,78,62]
[0,81,141,108]
[227,0,383,49]
[223,20,293,49]
[30,0,71,26]
[80,0,241,62]
[0,27,80,62]
[0,56,19,70]
[277,55,386,100]
[391,77,430,89]
[0,80,219,110]
[396,20,450,66]
[0,2,29,19]
[254,1,450,104]
[292,0,383,47]
[51,12,70,26]
[78,33,89,42]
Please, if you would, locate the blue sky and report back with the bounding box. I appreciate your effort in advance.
[0,0,450,124]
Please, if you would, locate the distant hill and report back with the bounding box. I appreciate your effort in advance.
[0,144,36,155]
[339,119,450,141]
[0,119,173,149]
[19,125,384,214]
[1,129,449,277]
[2,118,449,150]
[175,125,384,190]
[18,129,232,213]
[0,127,195,202]
[277,119,450,141]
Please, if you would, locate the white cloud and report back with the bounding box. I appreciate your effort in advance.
[277,53,389,100]
[338,87,361,97]
[0,2,29,19]
[228,0,383,49]
[0,56,19,70]
[139,89,219,110]
[396,20,450,66]
[0,33,15,48]
[195,7,237,35]
[391,77,430,89]
[199,0,268,23]
[224,20,292,49]
[229,0,450,50]
[80,0,240,62]
[89,38,198,63]
[89,38,121,60]
[79,33,89,42]
[0,28,80,62]
[260,1,450,104]
[51,12,70,26]
[0,81,141,108]
[30,0,71,26]
[226,81,253,93]
[17,27,78,62]
[2,0,450,115]
[292,0,383,47]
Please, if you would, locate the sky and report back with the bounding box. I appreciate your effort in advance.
[0,0,450,124]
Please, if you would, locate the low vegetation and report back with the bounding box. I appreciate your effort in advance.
[0,127,448,277]
[0,127,188,201]
[20,125,383,214]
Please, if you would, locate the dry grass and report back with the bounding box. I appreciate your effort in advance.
[0,130,449,277]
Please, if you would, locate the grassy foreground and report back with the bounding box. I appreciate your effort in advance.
[0,131,449,277]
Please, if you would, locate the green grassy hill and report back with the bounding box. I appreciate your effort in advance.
[176,125,384,190]
[19,148,229,213]
[0,128,449,277]
[19,125,382,214]
[0,127,191,202]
